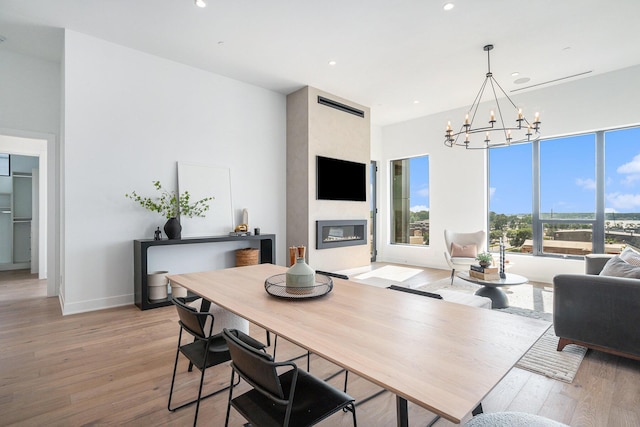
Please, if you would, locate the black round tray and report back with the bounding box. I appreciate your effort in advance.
[264,273,333,299]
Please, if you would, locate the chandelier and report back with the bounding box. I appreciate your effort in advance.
[444,44,541,149]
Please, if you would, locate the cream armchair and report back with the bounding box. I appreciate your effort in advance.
[444,230,486,285]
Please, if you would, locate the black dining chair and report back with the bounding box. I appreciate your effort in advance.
[222,328,357,427]
[168,297,265,426]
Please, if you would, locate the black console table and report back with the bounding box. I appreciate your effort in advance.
[134,234,276,310]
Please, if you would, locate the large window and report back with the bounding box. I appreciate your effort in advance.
[489,125,640,256]
[391,155,429,245]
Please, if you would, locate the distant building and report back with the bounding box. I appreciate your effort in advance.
[521,239,624,255]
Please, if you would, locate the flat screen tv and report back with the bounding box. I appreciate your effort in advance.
[316,156,366,202]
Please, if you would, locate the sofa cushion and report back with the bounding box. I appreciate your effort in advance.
[619,246,640,266]
[599,255,640,278]
[450,242,477,258]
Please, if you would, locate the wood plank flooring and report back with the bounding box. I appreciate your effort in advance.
[1,268,639,426]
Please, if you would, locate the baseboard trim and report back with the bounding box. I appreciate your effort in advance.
[62,294,133,315]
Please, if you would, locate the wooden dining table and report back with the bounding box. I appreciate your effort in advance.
[168,263,550,426]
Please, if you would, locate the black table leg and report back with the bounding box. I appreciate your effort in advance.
[396,396,409,427]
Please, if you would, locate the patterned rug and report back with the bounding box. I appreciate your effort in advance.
[497,307,587,383]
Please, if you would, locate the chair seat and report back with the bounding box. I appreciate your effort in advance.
[179,334,230,371]
[231,369,354,427]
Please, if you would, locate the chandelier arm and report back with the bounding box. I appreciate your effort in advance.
[487,77,510,142]
[467,77,489,127]
[490,75,534,128]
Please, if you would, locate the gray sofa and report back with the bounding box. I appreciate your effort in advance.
[553,254,640,361]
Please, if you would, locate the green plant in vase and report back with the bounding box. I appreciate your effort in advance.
[126,181,214,239]
[476,251,494,268]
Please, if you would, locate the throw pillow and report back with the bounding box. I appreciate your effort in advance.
[599,255,640,279]
[619,246,640,266]
[450,242,477,258]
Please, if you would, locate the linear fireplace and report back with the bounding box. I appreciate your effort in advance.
[316,220,367,249]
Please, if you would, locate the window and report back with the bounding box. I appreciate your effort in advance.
[489,125,640,256]
[604,127,640,250]
[0,154,9,176]
[489,143,531,251]
[391,155,429,245]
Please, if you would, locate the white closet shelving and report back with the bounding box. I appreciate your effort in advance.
[0,170,32,269]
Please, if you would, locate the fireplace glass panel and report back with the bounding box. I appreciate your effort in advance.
[316,220,367,249]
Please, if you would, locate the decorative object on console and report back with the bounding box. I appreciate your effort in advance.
[147,271,169,300]
[164,217,182,240]
[125,180,214,240]
[235,248,259,267]
[444,44,542,150]
[154,227,162,240]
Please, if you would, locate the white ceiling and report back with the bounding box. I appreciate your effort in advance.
[1,0,640,126]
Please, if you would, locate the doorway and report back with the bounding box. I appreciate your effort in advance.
[0,154,38,271]
[0,132,50,292]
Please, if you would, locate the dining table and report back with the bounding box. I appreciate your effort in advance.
[168,263,550,426]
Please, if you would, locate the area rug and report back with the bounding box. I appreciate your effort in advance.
[514,326,587,383]
[498,307,587,383]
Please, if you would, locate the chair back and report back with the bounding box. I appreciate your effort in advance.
[172,297,212,339]
[444,229,486,255]
[223,328,292,402]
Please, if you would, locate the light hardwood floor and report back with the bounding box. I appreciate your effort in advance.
[1,268,639,426]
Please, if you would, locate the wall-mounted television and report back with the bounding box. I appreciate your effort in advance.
[316,156,366,202]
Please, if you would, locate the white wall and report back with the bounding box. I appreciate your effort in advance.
[62,30,286,314]
[0,50,60,133]
[378,65,640,283]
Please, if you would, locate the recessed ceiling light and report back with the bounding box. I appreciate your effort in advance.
[413,100,420,104]
[195,0,206,8]
[328,60,337,66]
[443,3,455,11]
[511,71,520,77]
[514,77,531,84]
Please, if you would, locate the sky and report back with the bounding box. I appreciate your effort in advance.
[490,126,640,215]
[409,155,430,212]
